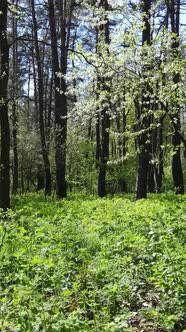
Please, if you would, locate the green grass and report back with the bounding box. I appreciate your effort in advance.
[0,193,186,331]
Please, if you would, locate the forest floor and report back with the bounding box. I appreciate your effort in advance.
[0,193,186,332]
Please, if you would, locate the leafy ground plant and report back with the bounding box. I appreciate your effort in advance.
[0,193,186,331]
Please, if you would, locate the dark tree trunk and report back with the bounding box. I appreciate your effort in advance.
[55,82,67,198]
[152,40,167,194]
[95,28,101,163]
[169,0,184,194]
[0,0,10,209]
[45,71,53,156]
[12,0,18,195]
[31,41,39,123]
[12,101,18,195]
[98,109,110,197]
[135,0,151,200]
[31,0,51,195]
[136,152,149,199]
[172,129,184,194]
[148,164,155,193]
[48,0,68,198]
[37,165,45,191]
[97,0,111,197]
[96,114,101,161]
[48,73,53,129]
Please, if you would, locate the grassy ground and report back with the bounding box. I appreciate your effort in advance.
[0,193,186,331]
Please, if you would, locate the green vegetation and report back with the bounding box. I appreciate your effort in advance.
[0,193,186,331]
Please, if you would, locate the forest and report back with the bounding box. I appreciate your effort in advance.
[0,0,186,331]
[0,0,186,207]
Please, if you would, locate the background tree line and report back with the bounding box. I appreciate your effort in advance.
[0,0,186,209]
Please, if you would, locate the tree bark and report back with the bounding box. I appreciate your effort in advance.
[98,107,110,197]
[48,0,69,198]
[37,165,45,191]
[172,129,184,194]
[135,0,151,200]
[31,0,52,195]
[12,100,18,195]
[0,0,10,209]
[97,0,111,197]
[12,0,18,195]
[169,0,184,194]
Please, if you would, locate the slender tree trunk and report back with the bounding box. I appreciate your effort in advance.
[135,0,151,200]
[31,0,51,195]
[37,165,45,191]
[12,0,18,195]
[55,80,67,198]
[95,28,101,163]
[96,113,101,161]
[152,43,167,194]
[48,72,53,129]
[12,101,18,194]
[0,0,10,209]
[98,107,110,197]
[46,72,53,155]
[97,0,111,197]
[172,128,184,193]
[148,165,155,193]
[169,0,184,194]
[48,0,68,198]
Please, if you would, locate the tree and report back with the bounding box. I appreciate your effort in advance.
[135,0,152,200]
[31,0,52,195]
[0,0,184,200]
[10,0,19,195]
[48,0,73,198]
[97,0,111,197]
[169,0,184,194]
[0,0,10,209]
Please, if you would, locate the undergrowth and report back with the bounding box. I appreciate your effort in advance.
[0,193,186,331]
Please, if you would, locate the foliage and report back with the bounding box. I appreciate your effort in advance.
[3,0,185,201]
[0,193,186,331]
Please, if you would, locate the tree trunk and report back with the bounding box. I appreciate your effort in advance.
[0,0,10,209]
[48,0,68,198]
[37,165,45,191]
[136,152,149,199]
[12,0,18,195]
[12,101,18,195]
[172,128,184,194]
[135,0,151,200]
[31,0,51,195]
[98,109,110,197]
[169,0,184,194]
[96,113,101,161]
[171,112,184,194]
[148,164,155,193]
[97,0,110,197]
